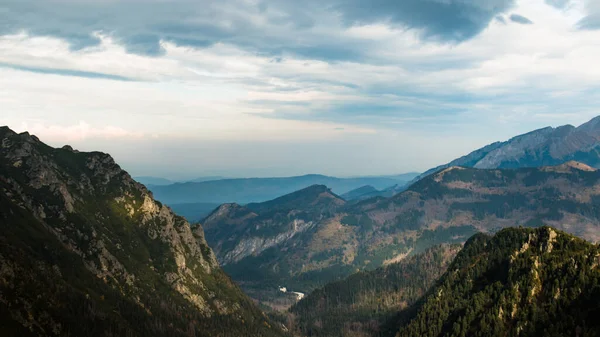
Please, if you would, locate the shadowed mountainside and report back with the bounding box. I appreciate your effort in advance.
[0,126,285,337]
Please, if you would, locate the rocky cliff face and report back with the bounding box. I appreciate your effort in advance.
[0,126,283,337]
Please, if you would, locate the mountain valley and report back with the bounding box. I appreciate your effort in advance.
[3,118,600,337]
[203,161,600,311]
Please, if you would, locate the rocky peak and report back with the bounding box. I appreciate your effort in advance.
[202,203,257,230]
[551,124,576,138]
[413,115,600,180]
[0,125,16,138]
[433,166,465,182]
[61,144,79,153]
[577,115,600,138]
[474,127,556,169]
[246,184,345,214]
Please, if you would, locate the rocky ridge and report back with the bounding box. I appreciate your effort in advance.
[412,115,600,184]
[0,126,283,337]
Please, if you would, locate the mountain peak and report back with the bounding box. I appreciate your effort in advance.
[432,166,465,181]
[202,202,257,230]
[298,183,333,194]
[543,160,596,173]
[341,185,378,200]
[0,125,16,138]
[1,126,42,146]
[246,184,344,213]
[413,115,600,177]
[577,115,600,138]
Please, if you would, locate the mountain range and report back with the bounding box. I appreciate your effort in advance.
[200,115,600,312]
[134,176,228,186]
[203,162,600,310]
[0,127,284,337]
[144,174,418,223]
[4,116,600,336]
[414,116,600,182]
[147,174,418,206]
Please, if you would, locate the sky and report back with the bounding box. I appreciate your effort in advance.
[1,0,600,179]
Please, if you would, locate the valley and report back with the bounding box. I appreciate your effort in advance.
[202,162,600,312]
[3,116,600,336]
[4,1,600,335]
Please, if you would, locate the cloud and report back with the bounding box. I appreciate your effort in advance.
[0,33,192,82]
[2,0,600,177]
[578,0,600,29]
[0,0,517,64]
[545,0,571,9]
[13,121,144,142]
[331,0,515,41]
[510,14,534,24]
[0,62,134,81]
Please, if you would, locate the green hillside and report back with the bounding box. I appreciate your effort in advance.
[290,245,461,337]
[396,227,600,337]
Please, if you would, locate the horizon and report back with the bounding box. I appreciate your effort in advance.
[2,116,598,181]
[132,171,423,182]
[2,0,600,178]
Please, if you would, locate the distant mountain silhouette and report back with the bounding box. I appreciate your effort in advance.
[149,174,413,205]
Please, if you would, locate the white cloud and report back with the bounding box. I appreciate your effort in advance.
[1,0,600,176]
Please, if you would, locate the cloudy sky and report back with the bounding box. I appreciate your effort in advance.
[1,0,599,179]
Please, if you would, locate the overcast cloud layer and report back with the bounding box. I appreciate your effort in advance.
[1,0,600,179]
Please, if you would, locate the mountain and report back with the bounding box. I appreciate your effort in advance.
[379,173,421,181]
[354,183,410,200]
[203,162,600,310]
[134,176,174,186]
[203,184,345,266]
[351,163,600,242]
[289,244,461,337]
[341,185,379,200]
[148,174,410,205]
[168,202,221,223]
[188,176,228,183]
[395,227,600,337]
[0,127,284,337]
[414,115,600,183]
[134,176,227,187]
